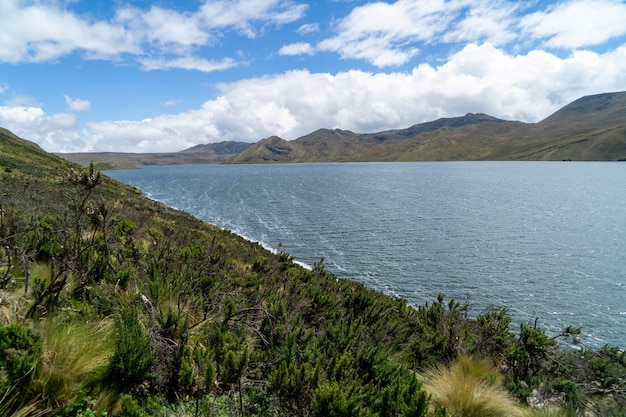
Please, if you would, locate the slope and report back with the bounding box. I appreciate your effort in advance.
[229,92,626,163]
[1,128,625,416]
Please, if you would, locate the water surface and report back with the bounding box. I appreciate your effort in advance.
[106,162,626,348]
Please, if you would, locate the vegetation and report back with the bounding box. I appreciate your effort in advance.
[1,128,625,416]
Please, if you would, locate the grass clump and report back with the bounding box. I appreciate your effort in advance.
[32,317,113,409]
[420,355,527,417]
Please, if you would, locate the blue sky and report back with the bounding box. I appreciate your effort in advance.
[1,0,626,153]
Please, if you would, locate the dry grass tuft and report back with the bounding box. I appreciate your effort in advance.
[420,355,528,417]
[32,316,114,408]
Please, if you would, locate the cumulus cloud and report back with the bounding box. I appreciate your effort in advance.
[0,104,84,152]
[317,0,517,67]
[0,0,306,65]
[520,0,626,48]
[9,44,610,153]
[64,95,91,112]
[279,42,315,56]
[316,0,626,68]
[0,0,137,63]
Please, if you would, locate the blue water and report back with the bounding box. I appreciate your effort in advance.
[106,162,626,348]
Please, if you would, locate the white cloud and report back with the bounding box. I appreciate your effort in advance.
[297,23,319,35]
[0,104,84,152]
[316,0,626,67]
[443,0,520,45]
[520,0,626,49]
[5,44,626,153]
[162,99,183,107]
[198,0,308,37]
[0,0,137,63]
[139,56,237,72]
[318,0,511,67]
[279,42,314,56]
[116,6,208,52]
[64,95,91,112]
[0,0,307,65]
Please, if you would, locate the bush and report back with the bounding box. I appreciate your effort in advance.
[0,323,41,409]
[107,305,155,390]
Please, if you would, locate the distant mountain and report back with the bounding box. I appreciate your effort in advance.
[229,92,626,163]
[54,91,626,167]
[57,141,252,169]
[228,113,512,163]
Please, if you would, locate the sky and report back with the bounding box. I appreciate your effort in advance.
[1,0,626,153]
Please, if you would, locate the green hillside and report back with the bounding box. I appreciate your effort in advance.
[57,92,626,167]
[230,92,626,163]
[1,128,625,416]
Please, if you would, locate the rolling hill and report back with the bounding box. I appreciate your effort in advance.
[57,140,252,169]
[230,92,626,163]
[56,91,626,167]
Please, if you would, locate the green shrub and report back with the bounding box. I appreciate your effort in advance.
[107,306,155,390]
[311,381,365,417]
[0,323,41,409]
[119,395,147,417]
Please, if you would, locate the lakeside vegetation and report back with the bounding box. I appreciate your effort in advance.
[2,127,626,416]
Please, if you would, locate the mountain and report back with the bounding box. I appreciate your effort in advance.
[54,91,626,166]
[229,92,626,163]
[57,140,252,169]
[228,113,513,163]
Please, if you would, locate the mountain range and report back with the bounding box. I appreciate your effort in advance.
[58,91,626,167]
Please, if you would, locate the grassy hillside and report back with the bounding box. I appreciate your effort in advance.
[57,92,626,167]
[230,92,626,163]
[2,128,625,416]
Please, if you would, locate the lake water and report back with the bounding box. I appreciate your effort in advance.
[105,162,626,348]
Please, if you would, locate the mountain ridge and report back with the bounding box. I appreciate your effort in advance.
[51,91,626,166]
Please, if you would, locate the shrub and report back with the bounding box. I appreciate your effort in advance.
[107,305,155,390]
[0,323,41,410]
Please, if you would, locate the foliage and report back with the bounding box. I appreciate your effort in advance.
[107,305,156,391]
[1,129,625,416]
[0,323,41,411]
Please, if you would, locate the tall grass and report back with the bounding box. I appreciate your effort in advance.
[32,316,113,409]
[527,409,567,417]
[420,355,528,417]
[0,400,49,417]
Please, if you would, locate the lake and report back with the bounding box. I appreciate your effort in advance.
[106,162,626,348]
